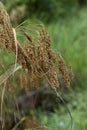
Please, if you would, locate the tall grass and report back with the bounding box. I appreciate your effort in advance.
[0,2,73,130]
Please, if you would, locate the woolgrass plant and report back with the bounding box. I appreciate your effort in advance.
[0,2,73,130]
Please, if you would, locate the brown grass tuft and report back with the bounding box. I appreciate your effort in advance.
[0,1,71,91]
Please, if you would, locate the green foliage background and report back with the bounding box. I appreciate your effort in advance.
[4,0,82,22]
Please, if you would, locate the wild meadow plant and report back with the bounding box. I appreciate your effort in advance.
[0,2,73,130]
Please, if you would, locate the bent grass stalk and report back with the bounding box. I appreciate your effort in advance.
[0,64,22,130]
[0,64,22,86]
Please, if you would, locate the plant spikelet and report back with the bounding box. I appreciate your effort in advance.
[58,53,70,87]
[0,2,15,51]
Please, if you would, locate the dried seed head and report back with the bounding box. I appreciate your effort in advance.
[0,2,15,51]
[0,2,72,91]
[47,67,59,89]
[58,53,70,87]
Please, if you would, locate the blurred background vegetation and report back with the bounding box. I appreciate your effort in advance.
[0,0,87,130]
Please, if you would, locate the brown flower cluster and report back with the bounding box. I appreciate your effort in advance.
[12,28,71,91]
[0,2,72,92]
[58,53,70,87]
[0,2,15,51]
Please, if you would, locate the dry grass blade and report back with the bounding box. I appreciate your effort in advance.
[0,64,22,86]
[11,117,27,130]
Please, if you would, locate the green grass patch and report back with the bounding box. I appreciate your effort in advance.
[46,8,87,87]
